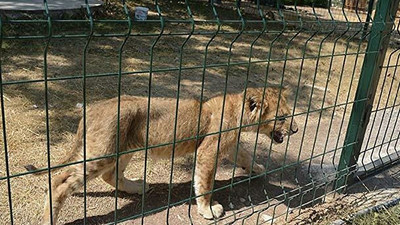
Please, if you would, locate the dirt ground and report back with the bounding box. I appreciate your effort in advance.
[0,1,399,224]
[290,162,400,225]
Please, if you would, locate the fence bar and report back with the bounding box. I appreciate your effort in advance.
[335,0,400,190]
[362,0,375,37]
[42,1,54,224]
[0,14,14,225]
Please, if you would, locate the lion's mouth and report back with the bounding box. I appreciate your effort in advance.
[272,131,284,143]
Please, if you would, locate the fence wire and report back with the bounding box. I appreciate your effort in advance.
[0,0,399,224]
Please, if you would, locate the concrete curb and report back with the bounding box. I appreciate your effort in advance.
[0,0,103,19]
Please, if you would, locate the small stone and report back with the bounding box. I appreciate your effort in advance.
[239,197,246,203]
[262,214,273,223]
[76,103,83,108]
[229,202,234,209]
[33,104,38,109]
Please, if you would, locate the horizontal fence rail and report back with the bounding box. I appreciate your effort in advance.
[0,0,399,224]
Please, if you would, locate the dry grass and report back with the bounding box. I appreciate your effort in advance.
[352,203,400,225]
[0,0,399,224]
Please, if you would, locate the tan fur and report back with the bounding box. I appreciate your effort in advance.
[28,87,298,224]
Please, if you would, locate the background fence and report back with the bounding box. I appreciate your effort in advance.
[0,0,399,224]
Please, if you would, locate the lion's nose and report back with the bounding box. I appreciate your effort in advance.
[291,127,298,134]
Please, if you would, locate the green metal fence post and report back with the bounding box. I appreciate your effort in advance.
[335,0,400,190]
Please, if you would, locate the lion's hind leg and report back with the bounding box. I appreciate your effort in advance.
[101,154,149,194]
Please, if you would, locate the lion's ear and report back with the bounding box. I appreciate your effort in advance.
[248,97,257,112]
[247,96,268,113]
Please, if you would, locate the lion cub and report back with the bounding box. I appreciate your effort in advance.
[26,87,298,224]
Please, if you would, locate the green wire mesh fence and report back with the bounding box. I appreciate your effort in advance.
[0,0,399,224]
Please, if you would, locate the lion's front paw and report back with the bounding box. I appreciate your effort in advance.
[198,201,224,219]
[122,179,149,194]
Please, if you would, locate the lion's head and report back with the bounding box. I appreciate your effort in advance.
[243,87,298,143]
